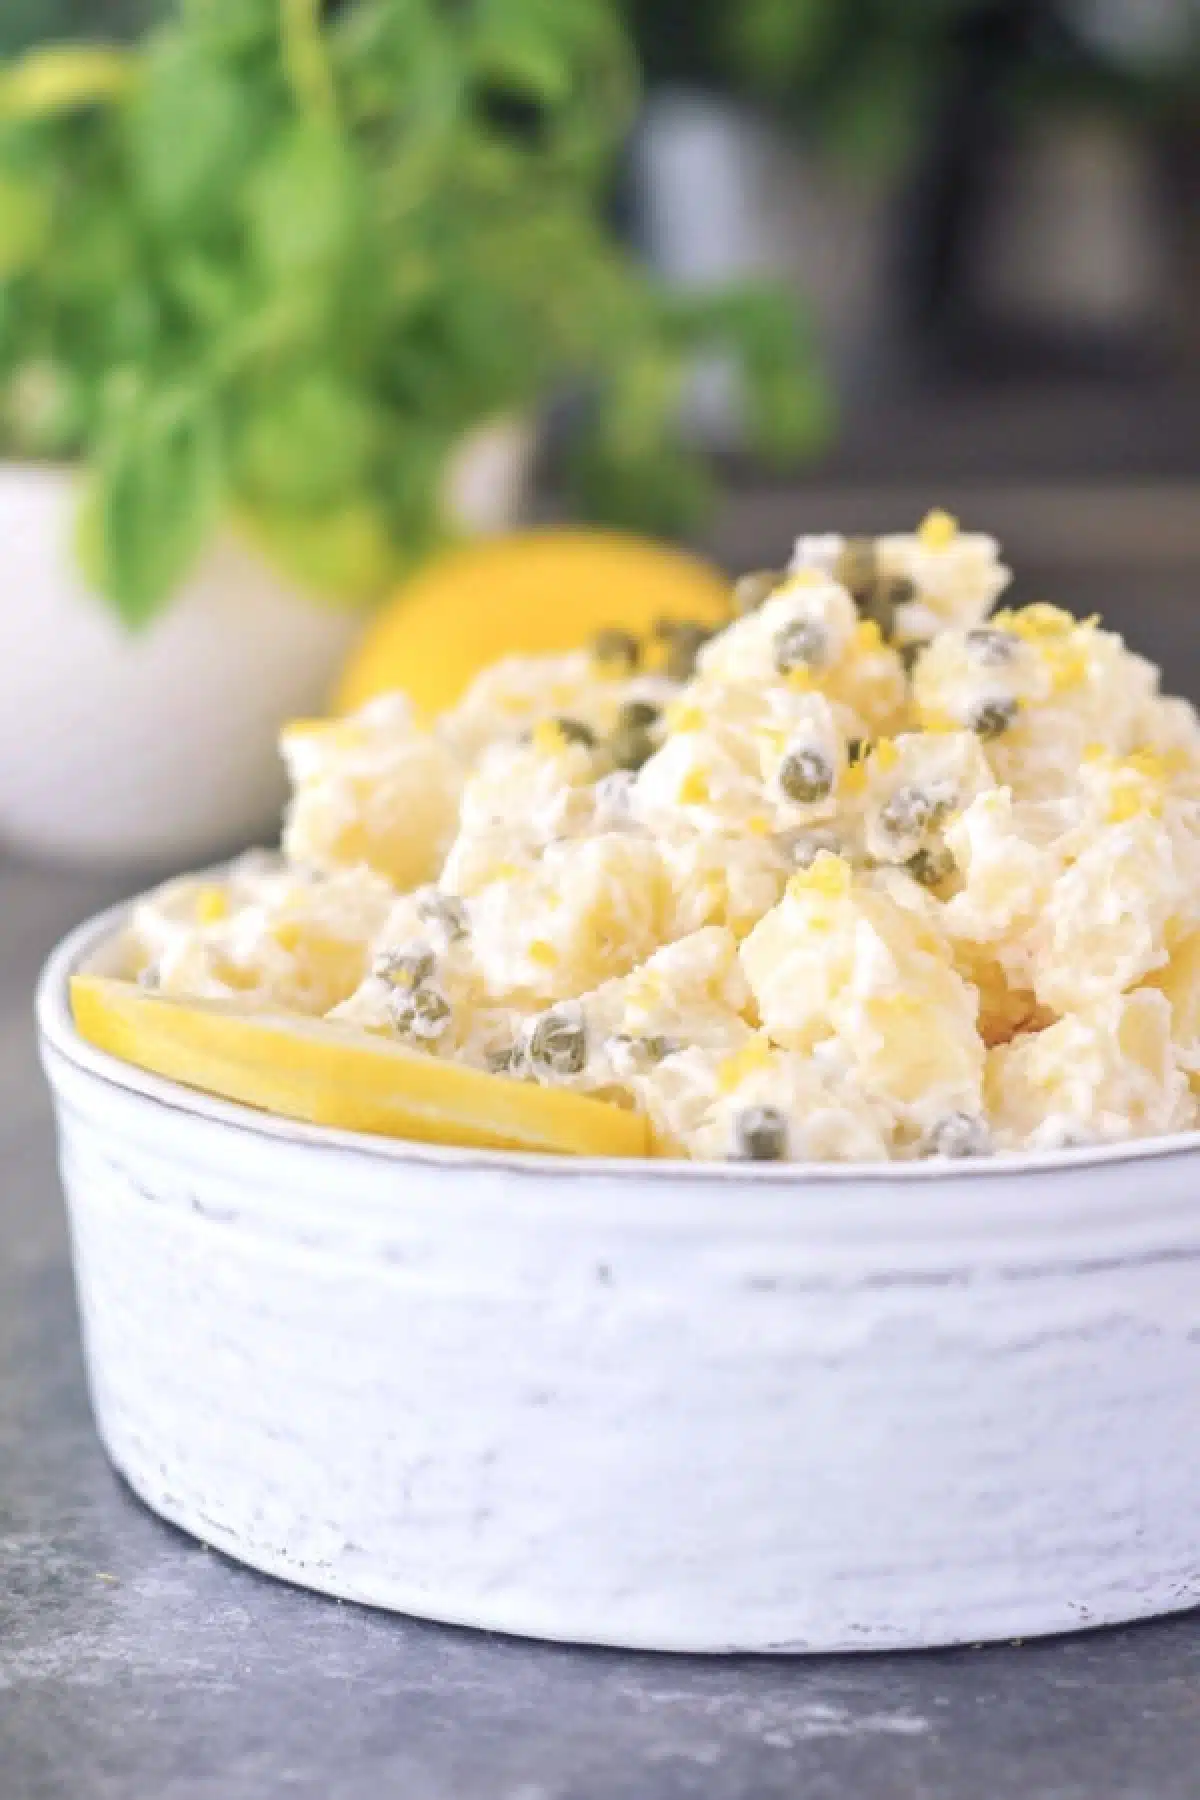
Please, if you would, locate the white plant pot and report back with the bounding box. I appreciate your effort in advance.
[0,428,533,869]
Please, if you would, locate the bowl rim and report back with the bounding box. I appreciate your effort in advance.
[36,892,1200,1188]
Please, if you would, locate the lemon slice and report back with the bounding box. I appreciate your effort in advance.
[71,977,649,1159]
[333,528,731,718]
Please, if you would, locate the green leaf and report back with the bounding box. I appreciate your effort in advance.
[49,194,141,302]
[243,116,359,282]
[182,0,279,57]
[163,248,248,334]
[233,372,380,508]
[242,497,399,608]
[279,0,337,120]
[469,0,575,108]
[124,32,256,232]
[85,386,224,628]
[332,0,463,138]
[0,169,50,277]
[460,0,637,187]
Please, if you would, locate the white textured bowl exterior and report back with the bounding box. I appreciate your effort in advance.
[39,904,1200,1653]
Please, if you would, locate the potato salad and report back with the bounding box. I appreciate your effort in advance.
[125,513,1200,1162]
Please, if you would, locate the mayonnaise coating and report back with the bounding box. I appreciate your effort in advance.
[125,512,1200,1161]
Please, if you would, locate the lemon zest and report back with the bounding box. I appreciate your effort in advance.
[665,701,705,734]
[1128,748,1166,782]
[677,768,710,807]
[194,887,229,927]
[917,509,958,551]
[996,603,1074,642]
[788,850,851,901]
[718,1033,773,1095]
[532,719,571,756]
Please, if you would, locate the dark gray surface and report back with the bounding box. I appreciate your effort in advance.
[5,870,1200,1800]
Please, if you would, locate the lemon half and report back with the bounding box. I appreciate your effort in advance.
[71,977,649,1159]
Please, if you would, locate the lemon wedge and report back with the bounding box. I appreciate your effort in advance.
[71,977,649,1159]
[333,528,731,719]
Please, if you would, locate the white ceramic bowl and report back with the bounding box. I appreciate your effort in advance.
[38,898,1200,1654]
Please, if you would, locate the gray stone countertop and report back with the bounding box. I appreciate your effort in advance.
[5,864,1200,1800]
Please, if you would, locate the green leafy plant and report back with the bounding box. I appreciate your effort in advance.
[0,0,831,627]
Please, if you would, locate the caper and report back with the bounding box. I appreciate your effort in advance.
[880,785,936,838]
[374,945,436,990]
[881,573,916,608]
[863,573,915,641]
[731,1105,789,1163]
[772,618,828,675]
[924,1112,992,1159]
[846,737,869,766]
[529,1009,588,1076]
[653,615,709,644]
[733,568,783,614]
[391,985,452,1041]
[834,537,877,599]
[617,699,660,731]
[663,623,712,682]
[778,748,834,805]
[965,628,1017,666]
[970,698,1018,740]
[861,584,896,641]
[415,888,468,943]
[552,715,597,748]
[907,845,957,888]
[611,1032,675,1066]
[592,627,640,671]
[610,721,656,771]
[779,829,841,869]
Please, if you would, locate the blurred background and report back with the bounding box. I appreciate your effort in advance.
[0,0,1198,867]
